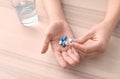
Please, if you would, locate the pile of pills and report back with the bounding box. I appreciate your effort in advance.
[59,36,74,47]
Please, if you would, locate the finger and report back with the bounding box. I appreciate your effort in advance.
[72,47,80,58]
[72,42,100,53]
[84,52,100,59]
[67,49,80,63]
[71,42,85,52]
[62,52,77,66]
[41,36,50,54]
[83,42,100,53]
[77,49,86,56]
[72,47,87,58]
[71,47,80,61]
[54,51,67,68]
[75,33,93,44]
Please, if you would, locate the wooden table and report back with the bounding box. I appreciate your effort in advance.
[0,0,120,79]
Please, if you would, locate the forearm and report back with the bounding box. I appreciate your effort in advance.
[104,0,120,30]
[42,0,67,22]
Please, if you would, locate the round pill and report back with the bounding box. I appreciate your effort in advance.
[69,39,74,43]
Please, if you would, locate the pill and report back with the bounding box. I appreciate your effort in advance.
[62,41,66,46]
[62,36,67,41]
[65,41,68,45]
[63,41,67,44]
[59,36,68,47]
[59,38,63,41]
[59,40,62,44]
[62,42,66,47]
[69,39,74,43]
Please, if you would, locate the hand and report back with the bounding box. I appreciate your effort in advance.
[71,21,114,58]
[41,21,80,68]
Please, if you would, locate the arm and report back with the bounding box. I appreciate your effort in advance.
[104,0,120,31]
[71,0,120,58]
[41,0,80,68]
[42,0,67,22]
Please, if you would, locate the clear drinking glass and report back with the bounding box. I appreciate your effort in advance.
[10,0,39,27]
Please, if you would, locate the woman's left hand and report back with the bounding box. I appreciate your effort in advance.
[71,21,115,58]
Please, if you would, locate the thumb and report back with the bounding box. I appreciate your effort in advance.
[75,33,93,44]
[41,35,50,54]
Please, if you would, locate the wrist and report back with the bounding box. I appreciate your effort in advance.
[49,20,74,36]
[50,19,68,23]
[50,20,69,27]
[94,21,114,41]
[103,18,119,28]
[92,21,115,36]
[49,16,67,22]
[101,19,118,31]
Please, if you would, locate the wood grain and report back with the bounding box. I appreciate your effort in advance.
[0,0,120,79]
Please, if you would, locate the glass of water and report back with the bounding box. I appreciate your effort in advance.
[10,0,39,27]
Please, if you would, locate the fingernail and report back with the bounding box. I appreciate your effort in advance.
[41,52,44,54]
[41,51,45,54]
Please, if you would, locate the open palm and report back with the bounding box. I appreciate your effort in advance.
[41,21,80,68]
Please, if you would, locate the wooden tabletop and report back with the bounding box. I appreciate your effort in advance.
[0,0,120,79]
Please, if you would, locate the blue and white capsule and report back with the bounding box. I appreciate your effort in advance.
[59,40,62,44]
[69,39,74,43]
[62,36,67,41]
[59,36,69,47]
[59,38,63,41]
[62,42,66,47]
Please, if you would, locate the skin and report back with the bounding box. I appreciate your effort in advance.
[41,0,120,67]
[71,0,120,58]
[41,0,80,68]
